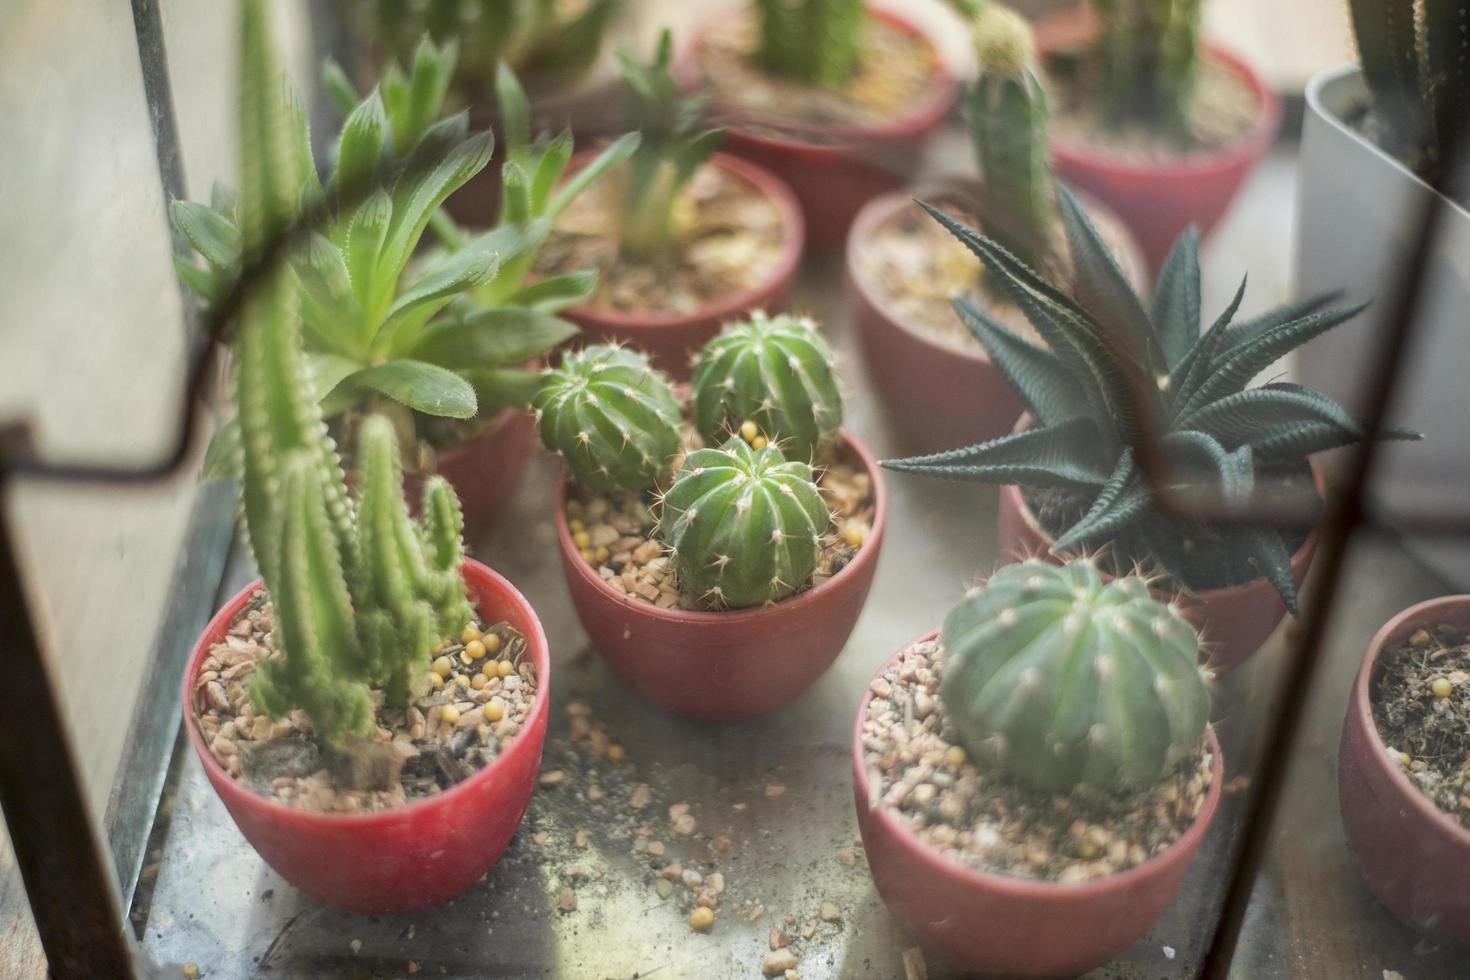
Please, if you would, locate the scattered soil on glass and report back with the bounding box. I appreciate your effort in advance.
[191,592,537,813]
[1045,47,1260,161]
[535,161,789,317]
[566,427,876,611]
[696,10,938,135]
[1372,623,1470,830]
[861,635,1213,883]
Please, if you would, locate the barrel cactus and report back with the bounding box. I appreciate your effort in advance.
[691,312,844,464]
[533,345,683,494]
[658,436,829,609]
[939,559,1211,794]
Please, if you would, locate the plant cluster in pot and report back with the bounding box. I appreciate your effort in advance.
[1339,596,1470,944]
[533,30,805,378]
[1031,0,1281,270]
[848,3,1145,454]
[882,193,1414,671]
[685,0,959,247]
[173,41,631,542]
[183,0,549,915]
[854,558,1222,977]
[1297,0,1470,586]
[535,314,886,720]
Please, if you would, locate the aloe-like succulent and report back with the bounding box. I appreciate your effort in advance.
[884,189,1414,613]
[754,0,867,89]
[940,558,1211,794]
[533,345,682,494]
[691,312,844,464]
[1094,0,1203,141]
[658,435,829,608]
[613,29,725,259]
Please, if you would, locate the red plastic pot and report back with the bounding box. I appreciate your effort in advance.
[693,8,959,248]
[847,180,1147,454]
[995,437,1322,672]
[554,431,887,720]
[1034,10,1282,271]
[559,151,805,379]
[182,559,550,915]
[853,630,1223,977]
[1339,596,1470,943]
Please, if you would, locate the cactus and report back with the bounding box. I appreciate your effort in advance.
[614,29,725,259]
[754,0,867,89]
[533,345,683,494]
[658,436,829,608]
[1093,0,1203,141]
[691,312,844,464]
[939,558,1211,794]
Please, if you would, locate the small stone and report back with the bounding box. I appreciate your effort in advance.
[763,949,799,976]
[769,927,790,949]
[182,964,200,980]
[540,770,565,787]
[902,947,928,980]
[802,918,817,939]
[575,830,589,849]
[647,841,666,857]
[655,878,674,899]
[819,900,840,922]
[706,871,725,894]
[681,868,704,889]
[765,782,786,798]
[558,887,578,912]
[672,813,697,836]
[689,906,715,931]
[630,783,652,808]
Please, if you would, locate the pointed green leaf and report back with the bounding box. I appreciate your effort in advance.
[1052,450,1150,552]
[334,88,387,195]
[375,246,501,353]
[548,133,640,219]
[882,418,1112,488]
[1218,292,1342,356]
[1242,526,1301,616]
[344,188,392,309]
[952,295,1090,428]
[530,130,574,213]
[496,61,531,165]
[170,200,241,272]
[1169,274,1246,411]
[1159,430,1254,506]
[413,306,579,368]
[321,57,359,119]
[174,257,220,303]
[201,415,242,481]
[1152,227,1200,369]
[1181,382,1365,449]
[345,359,478,419]
[506,270,597,312]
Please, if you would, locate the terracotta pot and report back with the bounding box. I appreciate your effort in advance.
[695,7,959,248]
[847,181,1148,454]
[554,431,887,720]
[1339,596,1470,943]
[182,559,550,915]
[1034,9,1282,271]
[853,630,1223,977]
[558,151,805,379]
[995,435,1322,671]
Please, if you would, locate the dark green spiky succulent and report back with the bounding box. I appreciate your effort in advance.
[941,558,1211,794]
[658,436,829,608]
[533,345,682,493]
[884,189,1415,614]
[1093,0,1203,141]
[754,0,866,89]
[691,312,844,464]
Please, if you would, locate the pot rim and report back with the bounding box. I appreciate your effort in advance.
[553,428,888,625]
[1349,594,1470,847]
[181,558,551,828]
[691,6,960,148]
[560,151,805,332]
[852,628,1224,898]
[1036,10,1282,178]
[844,180,1150,372]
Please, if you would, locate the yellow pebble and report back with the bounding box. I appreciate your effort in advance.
[569,517,586,533]
[466,639,487,661]
[580,547,595,562]
[484,632,502,654]
[432,656,453,677]
[842,525,865,548]
[182,964,200,980]
[471,673,489,691]
[945,745,966,768]
[497,659,514,677]
[688,906,714,931]
[1432,676,1453,699]
[573,530,592,549]
[428,672,444,690]
[461,624,482,644]
[441,704,461,725]
[607,744,625,762]
[484,697,506,723]
[595,545,611,563]
[751,435,768,451]
[739,420,759,442]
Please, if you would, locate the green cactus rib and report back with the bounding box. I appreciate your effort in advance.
[691,312,844,464]
[658,436,829,609]
[939,559,1211,794]
[533,345,683,494]
[754,0,866,88]
[1094,0,1202,140]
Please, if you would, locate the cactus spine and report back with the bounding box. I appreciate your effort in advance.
[754,0,866,89]
[1094,0,1203,141]
[691,312,844,464]
[533,345,683,493]
[658,436,829,608]
[939,559,1211,794]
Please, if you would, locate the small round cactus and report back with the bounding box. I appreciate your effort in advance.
[657,435,829,609]
[691,312,844,464]
[939,559,1211,795]
[533,345,682,494]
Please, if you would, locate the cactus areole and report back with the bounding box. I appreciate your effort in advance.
[939,559,1211,795]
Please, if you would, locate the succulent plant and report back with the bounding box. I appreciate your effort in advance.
[691,312,844,464]
[613,29,725,259]
[754,0,866,89]
[1348,0,1470,188]
[1093,0,1203,141]
[533,345,683,494]
[884,189,1416,614]
[226,0,472,745]
[939,558,1211,794]
[658,435,829,608]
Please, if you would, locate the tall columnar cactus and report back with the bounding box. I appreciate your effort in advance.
[940,559,1212,794]
[691,312,844,464]
[754,0,867,89]
[658,436,829,608]
[1349,0,1470,188]
[533,345,683,494]
[1094,0,1203,141]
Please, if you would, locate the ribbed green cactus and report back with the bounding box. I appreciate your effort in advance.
[939,559,1211,794]
[658,436,829,608]
[691,312,844,464]
[1094,0,1203,141]
[754,0,867,89]
[533,345,683,493]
